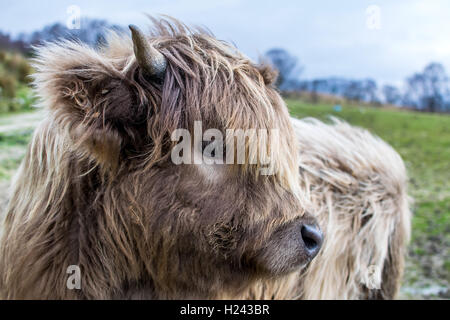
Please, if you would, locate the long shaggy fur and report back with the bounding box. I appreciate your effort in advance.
[292,117,411,299]
[0,17,411,299]
[230,118,411,300]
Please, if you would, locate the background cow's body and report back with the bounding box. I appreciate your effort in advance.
[232,118,411,299]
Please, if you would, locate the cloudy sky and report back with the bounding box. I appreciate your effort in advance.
[2,0,450,86]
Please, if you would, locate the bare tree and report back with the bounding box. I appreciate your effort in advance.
[383,85,401,105]
[404,62,449,112]
[264,48,303,90]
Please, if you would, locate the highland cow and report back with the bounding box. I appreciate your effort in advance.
[0,17,410,300]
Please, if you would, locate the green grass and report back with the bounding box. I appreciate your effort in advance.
[287,99,450,298]
[0,129,33,180]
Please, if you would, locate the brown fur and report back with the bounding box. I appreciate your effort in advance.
[0,17,410,299]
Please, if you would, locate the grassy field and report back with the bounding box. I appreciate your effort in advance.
[0,111,43,180]
[287,99,450,298]
[0,101,449,298]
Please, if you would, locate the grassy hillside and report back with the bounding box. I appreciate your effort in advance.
[0,50,35,113]
[287,99,450,298]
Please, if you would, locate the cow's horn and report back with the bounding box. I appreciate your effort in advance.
[129,24,167,79]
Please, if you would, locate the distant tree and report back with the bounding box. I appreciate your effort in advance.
[339,78,379,104]
[311,79,320,103]
[0,18,126,56]
[403,73,423,109]
[361,79,378,103]
[0,32,28,53]
[404,62,449,112]
[264,48,303,90]
[382,85,401,105]
[25,18,125,48]
[343,80,363,102]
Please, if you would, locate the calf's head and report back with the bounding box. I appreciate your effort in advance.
[34,18,322,298]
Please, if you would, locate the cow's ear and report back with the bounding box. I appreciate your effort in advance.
[64,76,149,172]
[32,43,149,172]
[33,27,166,171]
[257,63,279,86]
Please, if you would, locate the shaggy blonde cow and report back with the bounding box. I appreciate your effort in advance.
[0,17,410,299]
[237,118,411,299]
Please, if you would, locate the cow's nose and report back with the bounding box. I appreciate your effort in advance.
[300,224,323,259]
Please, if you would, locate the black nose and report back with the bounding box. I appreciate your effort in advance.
[300,224,323,259]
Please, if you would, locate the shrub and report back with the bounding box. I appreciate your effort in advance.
[0,50,34,113]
